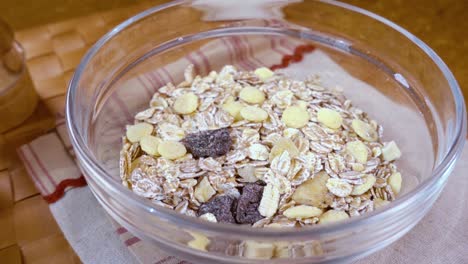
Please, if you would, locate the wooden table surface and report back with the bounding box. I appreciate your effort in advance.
[0,0,466,263]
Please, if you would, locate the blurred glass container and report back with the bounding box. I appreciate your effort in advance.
[0,18,38,133]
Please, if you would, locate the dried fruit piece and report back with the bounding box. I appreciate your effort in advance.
[236,183,264,224]
[346,140,368,163]
[140,135,162,156]
[351,119,378,142]
[351,174,376,195]
[281,106,310,128]
[240,106,268,122]
[157,140,187,160]
[239,86,265,104]
[174,92,199,114]
[292,171,331,208]
[187,232,210,251]
[199,213,218,222]
[222,97,244,120]
[283,205,323,219]
[126,123,153,143]
[319,210,349,224]
[194,177,216,203]
[254,67,274,81]
[382,141,401,162]
[269,137,299,161]
[243,240,274,259]
[326,178,353,197]
[388,172,402,194]
[248,144,269,161]
[198,195,237,223]
[374,198,390,209]
[317,108,342,129]
[258,183,280,217]
[182,128,232,158]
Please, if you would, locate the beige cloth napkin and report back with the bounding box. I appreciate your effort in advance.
[17,36,468,263]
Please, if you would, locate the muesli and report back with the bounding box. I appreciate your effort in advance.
[120,65,402,227]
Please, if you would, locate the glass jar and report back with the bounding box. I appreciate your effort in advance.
[0,19,38,133]
[66,1,466,263]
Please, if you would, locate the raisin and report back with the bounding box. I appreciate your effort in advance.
[198,195,237,223]
[182,128,232,158]
[236,182,264,224]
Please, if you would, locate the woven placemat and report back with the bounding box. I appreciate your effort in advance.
[0,1,162,262]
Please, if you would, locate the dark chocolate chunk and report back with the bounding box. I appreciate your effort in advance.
[198,195,237,223]
[235,183,264,224]
[182,128,232,158]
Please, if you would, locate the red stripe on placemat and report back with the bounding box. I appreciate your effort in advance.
[116,227,128,235]
[17,148,47,194]
[195,50,211,75]
[25,144,57,186]
[160,67,175,84]
[125,236,141,246]
[154,256,176,264]
[232,36,256,70]
[270,44,315,70]
[43,175,87,203]
[240,37,264,68]
[138,76,153,97]
[186,53,201,75]
[111,94,133,121]
[220,38,235,66]
[56,119,66,127]
[152,70,166,87]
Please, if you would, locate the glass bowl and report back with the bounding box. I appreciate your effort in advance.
[66,0,466,263]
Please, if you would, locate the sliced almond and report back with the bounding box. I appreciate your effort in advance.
[326,178,352,197]
[174,92,199,114]
[244,240,274,259]
[346,140,368,163]
[269,137,299,161]
[317,108,342,129]
[222,96,244,120]
[140,135,162,156]
[187,232,210,251]
[194,177,216,203]
[240,106,268,122]
[258,183,280,217]
[199,213,217,222]
[351,174,376,195]
[254,67,274,81]
[319,210,349,224]
[239,86,265,104]
[126,123,153,143]
[382,141,401,161]
[281,106,310,128]
[351,119,378,142]
[157,140,187,160]
[388,172,402,194]
[283,205,323,219]
[292,171,331,208]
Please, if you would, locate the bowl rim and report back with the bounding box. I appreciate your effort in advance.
[66,0,466,239]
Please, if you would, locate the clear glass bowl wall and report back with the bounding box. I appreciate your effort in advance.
[66,1,466,263]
